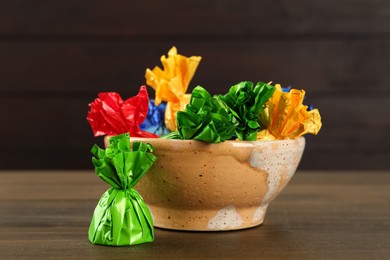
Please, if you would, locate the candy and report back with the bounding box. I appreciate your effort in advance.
[219,81,275,141]
[145,47,201,131]
[257,84,322,140]
[87,86,158,138]
[88,133,157,246]
[140,100,169,136]
[163,86,235,143]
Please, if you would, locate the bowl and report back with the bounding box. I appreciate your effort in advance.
[104,136,305,231]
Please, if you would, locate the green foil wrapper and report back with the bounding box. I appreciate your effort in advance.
[164,86,236,143]
[219,81,275,141]
[88,133,157,246]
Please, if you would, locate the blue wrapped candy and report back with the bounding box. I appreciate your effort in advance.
[140,100,169,136]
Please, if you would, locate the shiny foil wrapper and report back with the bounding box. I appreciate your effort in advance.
[257,84,322,140]
[88,133,157,246]
[145,46,201,131]
[87,86,158,138]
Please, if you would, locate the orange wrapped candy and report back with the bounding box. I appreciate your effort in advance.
[145,47,201,131]
[257,84,322,140]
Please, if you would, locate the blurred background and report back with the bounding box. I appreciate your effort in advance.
[0,0,389,170]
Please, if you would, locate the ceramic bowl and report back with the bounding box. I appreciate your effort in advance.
[104,136,305,231]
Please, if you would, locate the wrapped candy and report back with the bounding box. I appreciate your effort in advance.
[88,133,157,246]
[257,84,322,140]
[140,100,169,136]
[164,86,236,143]
[219,81,275,141]
[145,46,202,131]
[87,86,158,138]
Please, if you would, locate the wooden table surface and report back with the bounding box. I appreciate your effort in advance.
[0,171,389,259]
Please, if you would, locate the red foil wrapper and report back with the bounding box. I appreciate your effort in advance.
[87,86,158,138]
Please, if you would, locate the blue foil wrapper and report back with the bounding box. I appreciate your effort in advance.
[140,100,169,136]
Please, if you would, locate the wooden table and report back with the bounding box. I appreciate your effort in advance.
[1,171,389,259]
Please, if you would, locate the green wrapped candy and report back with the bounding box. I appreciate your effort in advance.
[88,133,157,246]
[219,81,275,141]
[164,86,236,143]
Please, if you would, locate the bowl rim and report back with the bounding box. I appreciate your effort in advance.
[125,136,305,145]
[105,135,305,146]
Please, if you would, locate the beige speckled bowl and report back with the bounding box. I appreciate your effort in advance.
[104,137,305,231]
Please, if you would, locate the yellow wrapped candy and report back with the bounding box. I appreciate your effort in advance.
[257,84,322,140]
[145,47,202,131]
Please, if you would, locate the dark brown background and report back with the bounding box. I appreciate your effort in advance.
[1,0,389,170]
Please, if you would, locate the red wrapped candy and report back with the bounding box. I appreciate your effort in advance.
[87,86,158,138]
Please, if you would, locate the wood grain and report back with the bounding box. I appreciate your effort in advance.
[1,0,390,36]
[1,40,389,95]
[0,171,389,259]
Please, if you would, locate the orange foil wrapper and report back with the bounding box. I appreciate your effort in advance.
[87,86,158,138]
[145,46,201,131]
[257,84,322,140]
